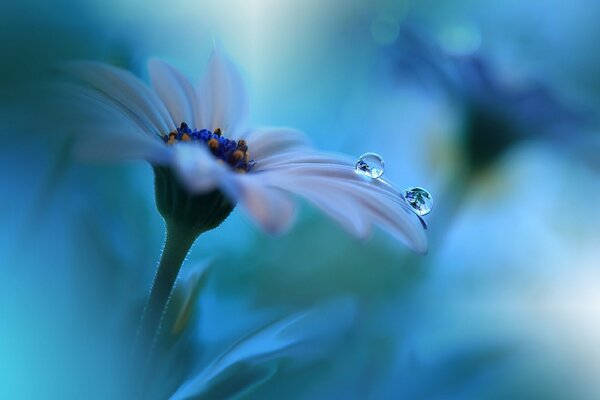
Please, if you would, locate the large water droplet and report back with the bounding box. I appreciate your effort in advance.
[402,187,433,216]
[355,152,385,179]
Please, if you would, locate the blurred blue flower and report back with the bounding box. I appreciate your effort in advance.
[390,27,593,172]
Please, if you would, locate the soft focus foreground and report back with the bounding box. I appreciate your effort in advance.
[1,0,600,399]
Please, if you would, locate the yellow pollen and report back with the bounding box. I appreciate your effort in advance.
[181,133,191,141]
[231,150,244,162]
[214,128,222,136]
[208,138,219,150]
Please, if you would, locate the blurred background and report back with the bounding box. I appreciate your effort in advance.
[1,0,600,398]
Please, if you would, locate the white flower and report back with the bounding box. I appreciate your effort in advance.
[57,49,428,253]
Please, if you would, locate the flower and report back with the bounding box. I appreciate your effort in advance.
[56,48,427,253]
[391,27,590,172]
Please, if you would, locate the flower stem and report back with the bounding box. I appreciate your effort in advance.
[136,221,196,358]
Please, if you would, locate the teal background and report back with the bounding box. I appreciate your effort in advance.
[1,0,600,398]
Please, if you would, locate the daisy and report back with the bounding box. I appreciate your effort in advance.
[57,48,428,253]
[55,48,429,353]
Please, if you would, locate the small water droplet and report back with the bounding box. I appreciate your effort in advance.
[355,152,385,179]
[402,187,433,216]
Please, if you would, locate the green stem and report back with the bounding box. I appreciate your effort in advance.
[136,221,196,357]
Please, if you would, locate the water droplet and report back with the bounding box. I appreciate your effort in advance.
[355,152,385,179]
[402,187,433,216]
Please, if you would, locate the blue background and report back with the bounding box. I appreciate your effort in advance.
[1,0,600,398]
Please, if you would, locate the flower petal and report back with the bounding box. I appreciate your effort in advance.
[73,128,171,163]
[254,149,351,171]
[242,128,311,162]
[221,174,296,234]
[47,82,170,162]
[285,179,372,238]
[171,144,225,193]
[255,160,428,253]
[58,61,173,135]
[172,146,295,234]
[148,58,201,129]
[197,47,249,135]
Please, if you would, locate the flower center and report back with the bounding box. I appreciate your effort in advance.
[163,122,254,173]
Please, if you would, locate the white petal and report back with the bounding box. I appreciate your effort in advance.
[197,47,249,135]
[222,174,296,234]
[293,176,424,251]
[50,82,151,133]
[74,132,171,163]
[172,144,225,193]
[58,61,173,135]
[172,147,295,233]
[286,179,372,238]
[242,128,311,162]
[255,162,428,253]
[148,58,201,129]
[254,149,352,171]
[48,82,170,162]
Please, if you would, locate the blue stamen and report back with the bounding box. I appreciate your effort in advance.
[163,123,255,172]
